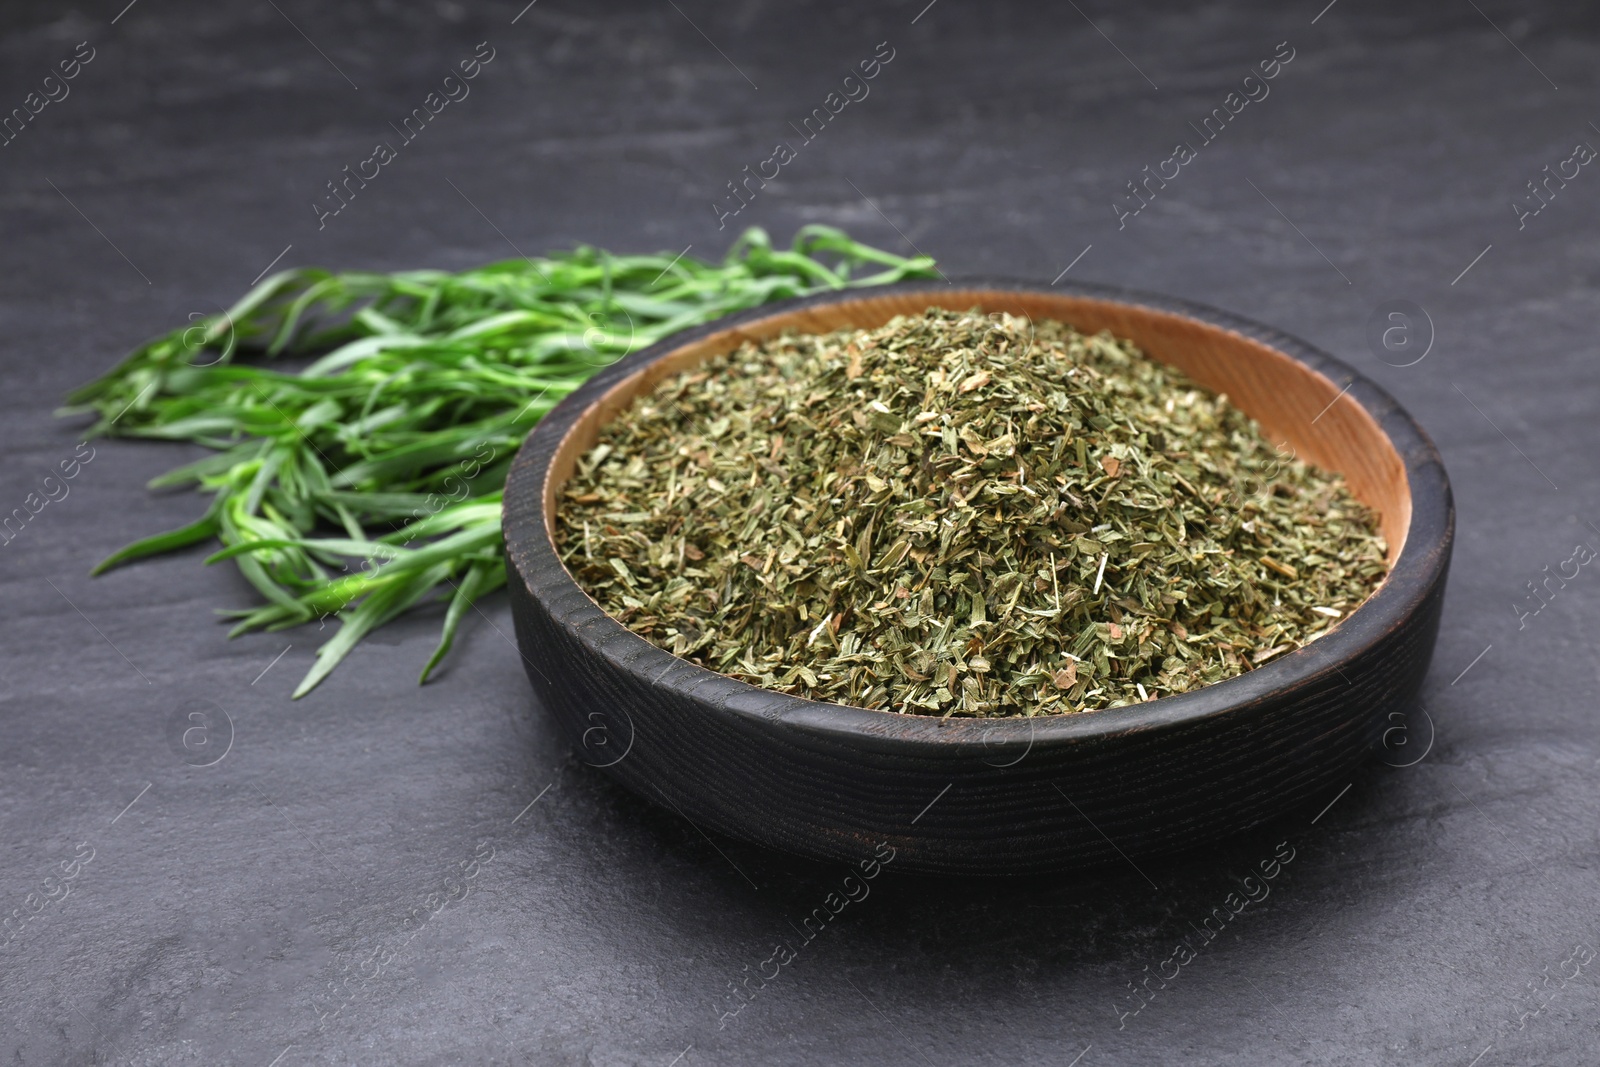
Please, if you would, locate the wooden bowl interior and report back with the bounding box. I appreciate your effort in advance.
[545,290,1409,565]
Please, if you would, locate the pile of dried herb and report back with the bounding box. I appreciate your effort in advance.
[555,308,1387,716]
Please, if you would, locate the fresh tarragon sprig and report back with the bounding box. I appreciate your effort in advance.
[62,227,937,697]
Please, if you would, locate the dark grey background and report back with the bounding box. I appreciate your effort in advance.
[2,1,1595,1063]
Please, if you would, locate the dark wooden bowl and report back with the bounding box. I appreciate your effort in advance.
[503,280,1453,876]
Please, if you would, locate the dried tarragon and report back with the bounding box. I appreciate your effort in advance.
[554,308,1387,716]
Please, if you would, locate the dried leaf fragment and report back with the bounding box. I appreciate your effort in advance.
[1261,556,1299,579]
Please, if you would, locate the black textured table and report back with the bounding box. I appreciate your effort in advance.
[3,2,1595,1063]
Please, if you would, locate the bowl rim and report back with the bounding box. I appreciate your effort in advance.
[503,276,1454,752]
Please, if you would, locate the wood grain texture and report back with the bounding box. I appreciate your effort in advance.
[503,279,1454,875]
